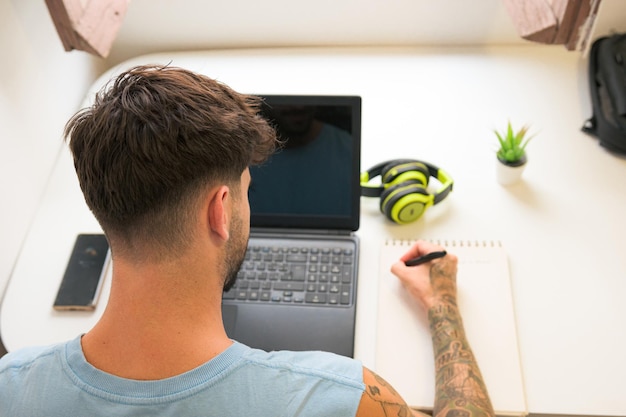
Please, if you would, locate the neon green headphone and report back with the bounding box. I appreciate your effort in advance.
[360,159,454,224]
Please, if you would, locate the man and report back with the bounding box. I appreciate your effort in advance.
[0,65,494,417]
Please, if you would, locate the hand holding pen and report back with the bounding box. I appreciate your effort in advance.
[390,240,458,310]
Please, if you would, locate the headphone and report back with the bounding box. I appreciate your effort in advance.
[360,159,454,224]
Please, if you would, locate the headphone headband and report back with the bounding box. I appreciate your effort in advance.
[360,159,453,201]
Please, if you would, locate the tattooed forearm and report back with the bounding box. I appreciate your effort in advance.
[428,301,495,417]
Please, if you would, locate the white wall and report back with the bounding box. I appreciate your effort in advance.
[105,0,525,67]
[0,0,103,335]
[103,0,626,68]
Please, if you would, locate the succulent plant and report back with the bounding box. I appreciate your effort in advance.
[495,122,533,165]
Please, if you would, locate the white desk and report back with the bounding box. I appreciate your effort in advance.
[2,46,626,416]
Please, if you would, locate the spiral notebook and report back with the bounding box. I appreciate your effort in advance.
[375,239,527,416]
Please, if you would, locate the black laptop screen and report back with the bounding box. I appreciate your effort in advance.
[249,95,361,231]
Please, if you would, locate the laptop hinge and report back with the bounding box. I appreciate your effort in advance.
[251,227,352,236]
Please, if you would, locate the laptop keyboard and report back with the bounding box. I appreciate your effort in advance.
[223,244,355,307]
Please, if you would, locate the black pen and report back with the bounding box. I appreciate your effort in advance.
[404,250,447,267]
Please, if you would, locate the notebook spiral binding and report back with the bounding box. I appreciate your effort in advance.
[383,239,502,248]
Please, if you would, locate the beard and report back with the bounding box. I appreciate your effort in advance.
[222,210,249,292]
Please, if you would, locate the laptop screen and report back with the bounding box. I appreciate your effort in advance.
[249,95,361,232]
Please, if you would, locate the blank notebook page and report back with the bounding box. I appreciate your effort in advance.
[375,239,527,416]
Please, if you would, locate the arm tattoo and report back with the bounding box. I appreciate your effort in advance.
[428,272,495,417]
[365,372,425,417]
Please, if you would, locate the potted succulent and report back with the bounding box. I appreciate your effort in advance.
[494,122,534,185]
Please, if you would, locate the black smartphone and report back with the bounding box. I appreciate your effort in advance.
[53,234,110,311]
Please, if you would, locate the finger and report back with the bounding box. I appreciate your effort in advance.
[390,258,430,284]
[390,259,409,279]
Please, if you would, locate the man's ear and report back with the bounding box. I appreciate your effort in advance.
[207,185,230,242]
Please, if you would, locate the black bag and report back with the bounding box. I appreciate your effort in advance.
[582,33,626,155]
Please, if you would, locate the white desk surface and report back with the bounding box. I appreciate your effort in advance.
[2,46,626,416]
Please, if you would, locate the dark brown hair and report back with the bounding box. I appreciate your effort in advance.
[64,64,277,257]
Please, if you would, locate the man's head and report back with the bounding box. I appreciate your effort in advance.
[64,65,277,265]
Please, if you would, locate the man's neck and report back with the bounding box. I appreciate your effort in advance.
[81,252,232,380]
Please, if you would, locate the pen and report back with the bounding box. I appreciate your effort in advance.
[404,250,447,267]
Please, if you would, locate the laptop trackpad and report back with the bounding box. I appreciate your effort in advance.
[221,303,354,357]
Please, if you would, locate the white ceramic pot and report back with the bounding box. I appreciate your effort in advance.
[496,155,527,186]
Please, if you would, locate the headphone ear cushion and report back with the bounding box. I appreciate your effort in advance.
[380,181,431,224]
[381,161,430,187]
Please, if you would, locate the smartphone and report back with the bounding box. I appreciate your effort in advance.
[53,234,110,311]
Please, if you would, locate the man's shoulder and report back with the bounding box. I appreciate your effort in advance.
[239,345,364,388]
[0,341,66,376]
[231,346,365,416]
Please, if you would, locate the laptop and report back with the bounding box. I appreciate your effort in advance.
[222,95,362,357]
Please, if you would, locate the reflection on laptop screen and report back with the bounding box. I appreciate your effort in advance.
[249,95,361,231]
